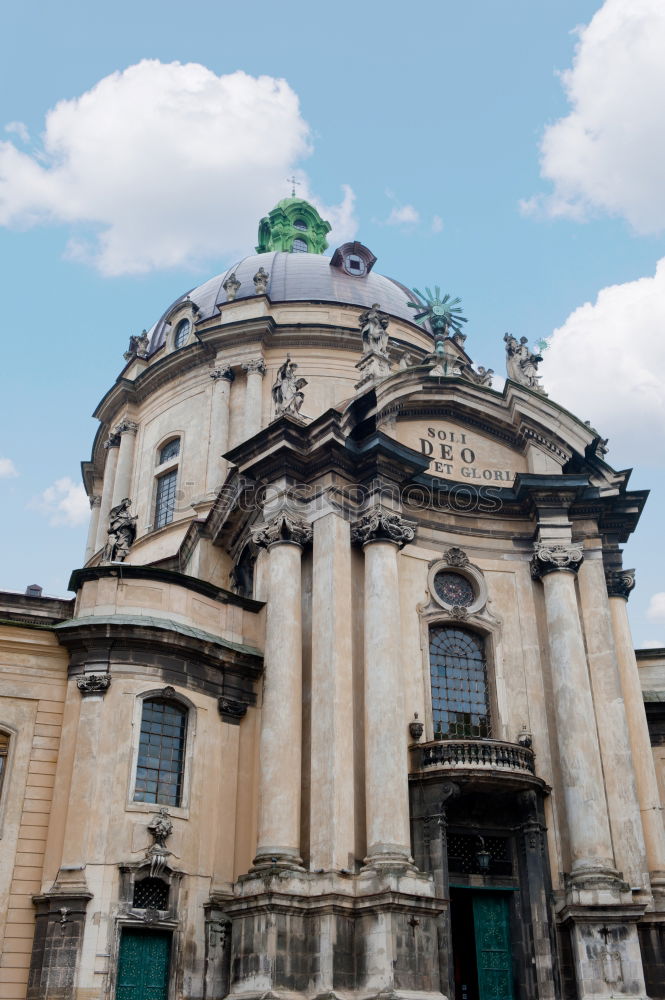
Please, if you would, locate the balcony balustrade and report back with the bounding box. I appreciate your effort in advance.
[411,737,536,778]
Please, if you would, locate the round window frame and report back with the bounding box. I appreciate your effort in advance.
[428,559,487,615]
[343,253,367,277]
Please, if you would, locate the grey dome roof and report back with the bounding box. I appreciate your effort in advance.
[147,251,429,354]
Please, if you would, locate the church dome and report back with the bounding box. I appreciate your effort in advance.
[146,250,427,355]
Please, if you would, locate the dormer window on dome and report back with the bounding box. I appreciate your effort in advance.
[330,241,377,277]
[256,197,331,255]
[174,318,191,348]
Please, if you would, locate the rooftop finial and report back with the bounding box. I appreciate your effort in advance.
[286,174,301,197]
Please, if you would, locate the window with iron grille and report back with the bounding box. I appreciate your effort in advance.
[429,626,491,738]
[133,877,170,910]
[134,699,187,806]
[292,237,308,253]
[154,469,178,529]
[447,832,513,876]
[158,438,180,465]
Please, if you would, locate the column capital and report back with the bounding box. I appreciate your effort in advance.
[605,568,636,600]
[242,358,266,377]
[103,431,121,449]
[252,511,312,550]
[89,494,102,509]
[210,365,235,383]
[351,507,415,549]
[115,419,138,435]
[76,673,111,697]
[530,542,583,579]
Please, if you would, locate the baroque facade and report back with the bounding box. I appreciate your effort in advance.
[1,197,665,1000]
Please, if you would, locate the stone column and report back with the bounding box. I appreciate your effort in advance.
[84,495,101,562]
[310,511,355,871]
[607,569,665,896]
[531,543,617,884]
[111,419,138,508]
[95,433,120,552]
[577,556,648,889]
[352,507,415,867]
[251,512,312,867]
[206,365,234,495]
[242,358,266,440]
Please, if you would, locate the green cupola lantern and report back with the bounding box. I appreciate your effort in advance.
[256,196,332,255]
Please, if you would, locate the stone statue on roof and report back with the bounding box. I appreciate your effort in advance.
[504,333,545,393]
[359,303,390,356]
[272,356,307,417]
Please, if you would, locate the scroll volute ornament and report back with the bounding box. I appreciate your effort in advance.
[605,568,636,600]
[351,508,415,548]
[251,512,312,550]
[530,542,583,579]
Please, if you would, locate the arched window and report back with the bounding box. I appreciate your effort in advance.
[293,218,307,231]
[134,699,187,807]
[292,237,308,253]
[0,731,9,800]
[174,318,191,349]
[429,626,491,739]
[158,438,180,465]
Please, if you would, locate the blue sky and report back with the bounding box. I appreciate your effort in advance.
[1,0,663,645]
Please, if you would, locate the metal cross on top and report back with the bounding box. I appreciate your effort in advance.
[287,175,301,197]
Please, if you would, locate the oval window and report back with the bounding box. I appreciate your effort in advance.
[174,318,191,348]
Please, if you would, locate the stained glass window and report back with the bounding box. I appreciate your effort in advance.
[154,469,178,529]
[429,627,491,739]
[433,571,475,607]
[158,438,180,465]
[174,318,190,348]
[134,699,187,807]
[292,238,308,253]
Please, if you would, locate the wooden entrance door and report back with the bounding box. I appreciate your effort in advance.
[116,929,171,1000]
[472,894,514,1000]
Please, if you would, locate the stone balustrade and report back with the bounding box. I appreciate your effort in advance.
[412,737,536,776]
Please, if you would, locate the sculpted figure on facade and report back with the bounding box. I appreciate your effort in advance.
[504,333,545,393]
[123,330,149,361]
[253,267,269,295]
[103,498,137,562]
[223,272,241,301]
[272,356,307,417]
[147,807,173,878]
[359,303,390,356]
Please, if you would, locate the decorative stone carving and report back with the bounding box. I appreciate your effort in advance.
[218,697,248,721]
[398,351,414,370]
[530,542,584,579]
[504,333,545,393]
[147,808,173,878]
[115,419,138,435]
[143,907,160,925]
[103,498,137,562]
[605,568,636,600]
[123,331,149,361]
[408,714,424,742]
[475,366,494,387]
[359,303,390,356]
[210,365,234,383]
[242,358,266,377]
[272,355,307,417]
[76,673,111,696]
[161,686,176,699]
[222,272,241,301]
[251,512,313,550]
[351,508,415,548]
[253,267,269,295]
[89,494,101,509]
[104,431,121,449]
[444,546,470,568]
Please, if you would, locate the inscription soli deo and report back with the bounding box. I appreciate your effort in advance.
[414,425,522,483]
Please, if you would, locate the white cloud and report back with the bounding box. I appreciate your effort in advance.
[542,257,665,465]
[387,204,420,226]
[0,60,356,274]
[5,121,29,143]
[647,593,665,625]
[527,0,665,232]
[0,457,18,478]
[639,639,665,649]
[431,214,444,233]
[32,477,89,526]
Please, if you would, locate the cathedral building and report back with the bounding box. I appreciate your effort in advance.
[1,196,664,1000]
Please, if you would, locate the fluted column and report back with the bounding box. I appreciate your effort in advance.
[84,495,101,562]
[577,556,648,889]
[95,433,120,551]
[531,543,618,884]
[310,511,355,871]
[251,512,312,867]
[206,365,234,495]
[352,507,415,867]
[242,358,266,440]
[607,568,665,895]
[111,419,138,507]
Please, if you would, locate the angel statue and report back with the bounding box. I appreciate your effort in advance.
[103,498,137,562]
[504,333,544,392]
[359,303,390,356]
[272,356,307,417]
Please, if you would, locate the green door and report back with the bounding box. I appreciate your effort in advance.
[472,894,514,1000]
[117,929,171,1000]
